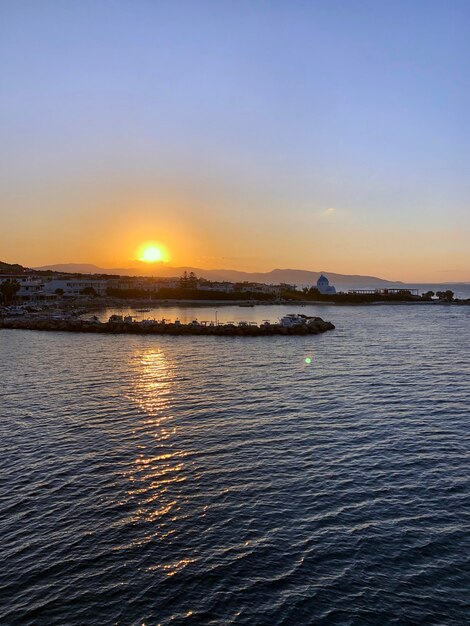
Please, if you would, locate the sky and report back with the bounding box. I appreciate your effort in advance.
[0,0,469,282]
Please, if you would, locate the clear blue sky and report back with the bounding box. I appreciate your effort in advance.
[1,0,469,280]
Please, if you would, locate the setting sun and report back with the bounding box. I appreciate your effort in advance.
[137,243,168,263]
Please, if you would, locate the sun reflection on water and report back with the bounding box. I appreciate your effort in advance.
[146,557,196,576]
[131,349,176,440]
[124,349,190,548]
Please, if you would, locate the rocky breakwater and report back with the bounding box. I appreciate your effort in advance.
[0,314,335,337]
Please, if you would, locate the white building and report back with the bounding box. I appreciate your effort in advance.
[198,281,235,293]
[236,282,283,295]
[316,274,336,295]
[114,278,156,292]
[44,278,109,297]
[0,275,54,302]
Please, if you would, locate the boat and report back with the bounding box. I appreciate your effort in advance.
[280,313,323,328]
[280,314,307,327]
[5,306,26,316]
[239,303,254,307]
[109,314,133,323]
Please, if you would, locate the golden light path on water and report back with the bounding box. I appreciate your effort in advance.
[123,349,196,577]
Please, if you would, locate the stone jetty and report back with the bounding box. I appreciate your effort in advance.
[0,315,335,337]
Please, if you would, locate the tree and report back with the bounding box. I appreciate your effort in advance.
[0,279,21,304]
[187,272,198,289]
[179,271,188,289]
[80,286,97,297]
[422,290,435,300]
[436,290,454,302]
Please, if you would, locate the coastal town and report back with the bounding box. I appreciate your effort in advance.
[0,261,461,309]
[0,262,341,336]
[1,262,465,338]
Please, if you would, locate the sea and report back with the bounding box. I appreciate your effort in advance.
[1,304,469,625]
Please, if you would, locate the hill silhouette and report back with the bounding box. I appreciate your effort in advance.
[33,262,401,288]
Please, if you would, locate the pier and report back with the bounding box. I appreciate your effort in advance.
[0,314,335,337]
[348,288,420,296]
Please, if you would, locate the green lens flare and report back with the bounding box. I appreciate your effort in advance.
[305,357,312,364]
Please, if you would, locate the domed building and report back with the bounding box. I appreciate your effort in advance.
[317,274,336,295]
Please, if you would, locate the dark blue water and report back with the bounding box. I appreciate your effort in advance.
[1,305,469,625]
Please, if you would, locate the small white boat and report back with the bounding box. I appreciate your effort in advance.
[6,306,26,316]
[280,314,306,328]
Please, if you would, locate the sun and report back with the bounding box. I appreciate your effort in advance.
[137,243,168,263]
[141,246,163,262]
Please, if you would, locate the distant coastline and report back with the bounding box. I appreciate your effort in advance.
[2,260,469,309]
[89,297,468,308]
[19,297,470,314]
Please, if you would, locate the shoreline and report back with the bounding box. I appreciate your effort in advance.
[2,298,468,319]
[77,297,469,311]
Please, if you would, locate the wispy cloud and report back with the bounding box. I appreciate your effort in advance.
[199,255,263,262]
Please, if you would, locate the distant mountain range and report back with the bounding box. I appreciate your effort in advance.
[33,262,402,288]
[3,260,468,292]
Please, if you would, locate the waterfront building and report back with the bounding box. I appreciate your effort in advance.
[348,288,419,296]
[317,274,336,295]
[44,278,109,297]
[198,281,235,293]
[0,275,54,302]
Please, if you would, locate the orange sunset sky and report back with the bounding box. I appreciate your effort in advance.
[1,2,469,282]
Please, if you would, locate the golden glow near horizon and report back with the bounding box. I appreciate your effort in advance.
[137,243,168,264]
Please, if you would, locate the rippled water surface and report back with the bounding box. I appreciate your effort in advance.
[1,305,469,625]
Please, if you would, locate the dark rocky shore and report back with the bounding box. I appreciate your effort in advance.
[0,316,335,337]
